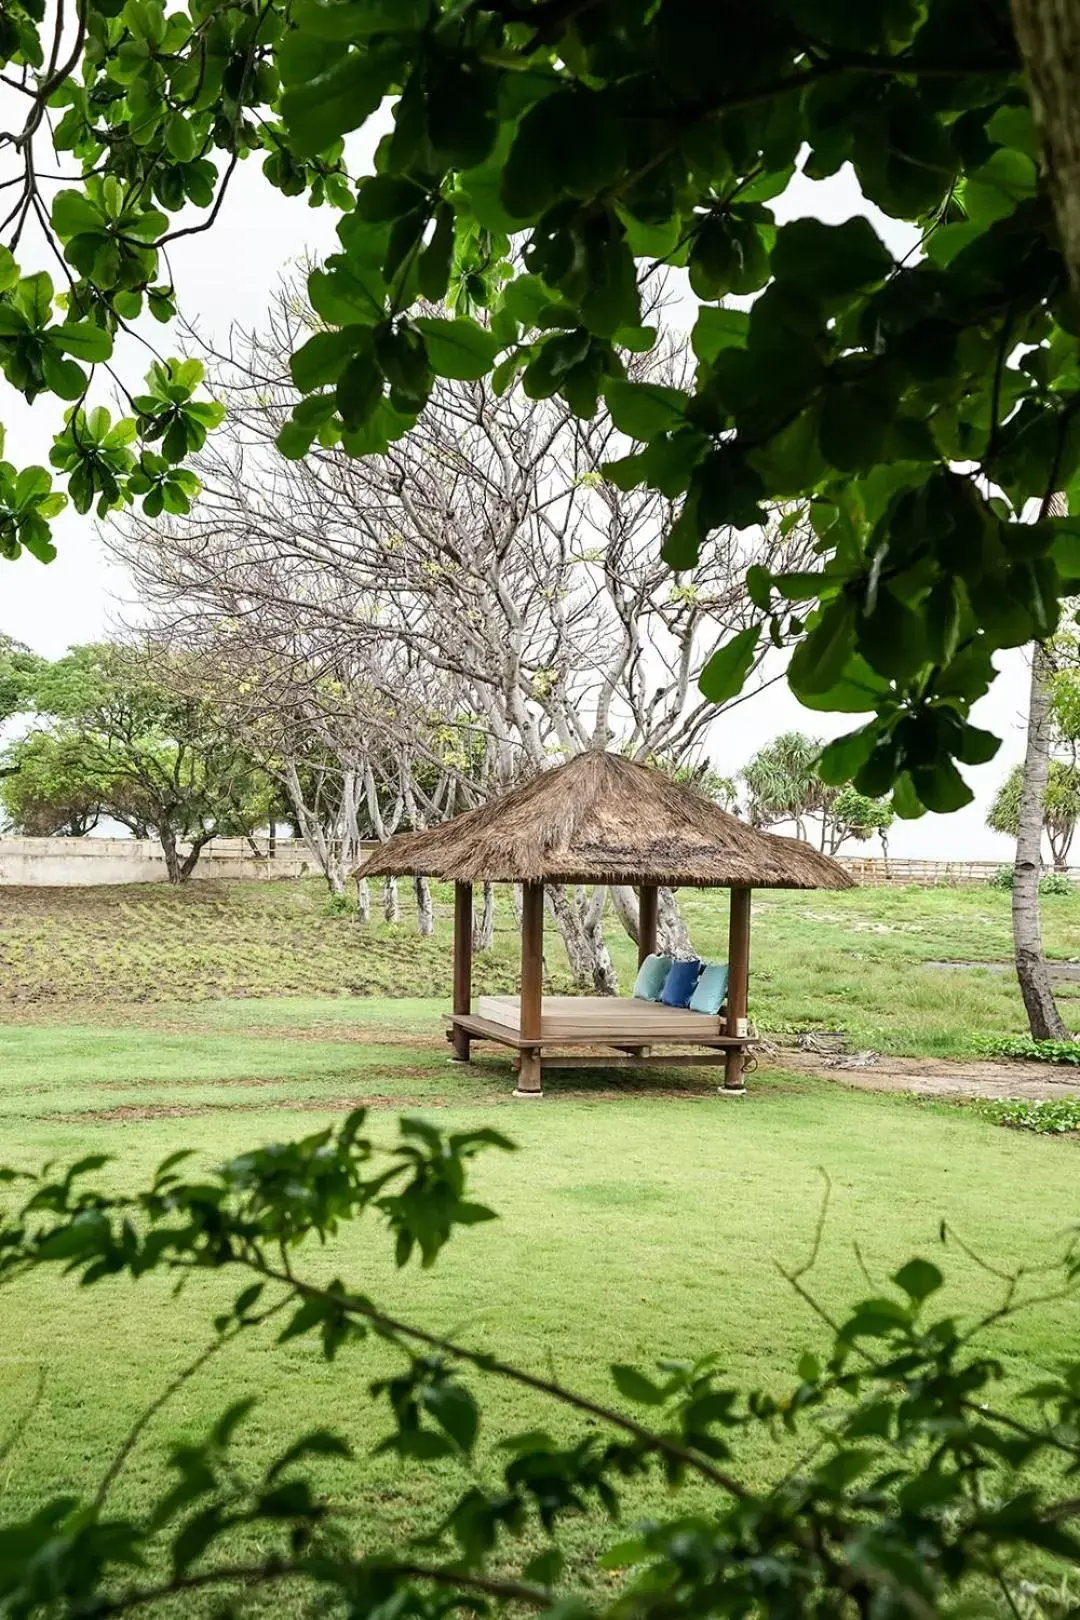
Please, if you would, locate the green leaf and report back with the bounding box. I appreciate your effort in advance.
[54,321,113,362]
[164,113,197,162]
[771,216,892,298]
[282,43,403,156]
[0,247,17,292]
[892,1257,943,1304]
[789,599,857,697]
[422,1383,479,1452]
[412,316,498,381]
[691,306,749,362]
[291,0,428,38]
[698,626,760,704]
[51,189,104,239]
[604,380,688,441]
[817,724,878,785]
[290,329,356,391]
[610,1364,665,1406]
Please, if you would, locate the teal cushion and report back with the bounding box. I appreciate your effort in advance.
[660,958,704,1008]
[690,962,729,1015]
[633,953,673,1001]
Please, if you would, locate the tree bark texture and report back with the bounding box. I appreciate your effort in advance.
[414,875,434,936]
[355,875,371,923]
[472,881,495,952]
[545,882,618,994]
[611,883,694,957]
[1013,643,1070,1040]
[383,874,400,924]
[1011,0,1080,307]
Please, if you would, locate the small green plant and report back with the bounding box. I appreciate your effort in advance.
[975,1097,1080,1134]
[974,1034,1080,1064]
[322,892,356,918]
[986,867,1074,895]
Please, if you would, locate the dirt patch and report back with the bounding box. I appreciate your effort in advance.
[771,1048,1080,1101]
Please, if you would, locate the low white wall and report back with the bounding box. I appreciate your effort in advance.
[0,835,325,887]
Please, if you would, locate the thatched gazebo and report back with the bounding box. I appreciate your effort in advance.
[358,752,854,1098]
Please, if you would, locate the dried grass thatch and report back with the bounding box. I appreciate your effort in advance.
[358,752,855,890]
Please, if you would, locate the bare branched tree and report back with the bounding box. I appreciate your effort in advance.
[107,286,814,986]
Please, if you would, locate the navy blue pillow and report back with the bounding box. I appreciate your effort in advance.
[660,958,703,1008]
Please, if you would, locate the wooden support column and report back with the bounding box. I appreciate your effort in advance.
[515,880,544,1097]
[638,884,658,966]
[723,885,751,1093]
[451,880,473,1062]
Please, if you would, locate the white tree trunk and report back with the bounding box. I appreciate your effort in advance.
[473,881,495,951]
[383,875,400,923]
[545,883,618,994]
[414,875,434,936]
[611,882,694,957]
[355,875,371,923]
[1013,644,1069,1040]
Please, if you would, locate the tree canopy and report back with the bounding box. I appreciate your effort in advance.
[1,642,270,877]
[1,0,1080,818]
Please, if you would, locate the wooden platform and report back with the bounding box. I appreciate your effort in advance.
[447,994,754,1096]
[473,994,729,1042]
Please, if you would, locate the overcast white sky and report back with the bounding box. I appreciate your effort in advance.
[0,146,1028,862]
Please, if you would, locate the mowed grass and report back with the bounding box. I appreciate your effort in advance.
[1,1046,1078,1597]
[1,872,1079,1601]
[5,875,1080,1055]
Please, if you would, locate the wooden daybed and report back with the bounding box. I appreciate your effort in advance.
[357,752,853,1099]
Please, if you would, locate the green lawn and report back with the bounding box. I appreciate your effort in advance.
[2,878,1079,1606]
[4,875,1080,1055]
[1,995,1078,1601]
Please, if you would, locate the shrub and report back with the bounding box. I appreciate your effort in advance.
[974,1033,1080,1063]
[322,891,356,917]
[976,1097,1080,1134]
[986,867,1074,895]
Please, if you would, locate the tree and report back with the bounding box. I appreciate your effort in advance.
[109,298,812,987]
[2,642,271,881]
[0,728,111,835]
[742,731,893,854]
[2,1,1080,819]
[2,1124,1080,1617]
[0,633,43,723]
[989,758,1080,870]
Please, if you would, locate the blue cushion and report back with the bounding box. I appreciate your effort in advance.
[660,958,703,1008]
[633,952,673,1001]
[690,962,729,1015]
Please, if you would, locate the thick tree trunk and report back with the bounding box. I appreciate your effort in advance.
[355,875,371,923]
[611,883,694,957]
[545,882,618,993]
[178,832,214,882]
[158,823,181,885]
[1011,0,1080,306]
[610,884,639,945]
[472,881,495,952]
[414,875,434,936]
[1013,644,1070,1040]
[657,886,694,956]
[383,874,400,923]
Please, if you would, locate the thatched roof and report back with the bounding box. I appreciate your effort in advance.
[358,753,855,890]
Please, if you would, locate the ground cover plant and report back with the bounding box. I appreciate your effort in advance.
[4,877,1080,1058]
[0,1099,1078,1619]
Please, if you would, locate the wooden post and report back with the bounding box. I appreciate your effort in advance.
[724,885,751,1093]
[516,879,544,1096]
[451,880,472,1062]
[638,884,658,966]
